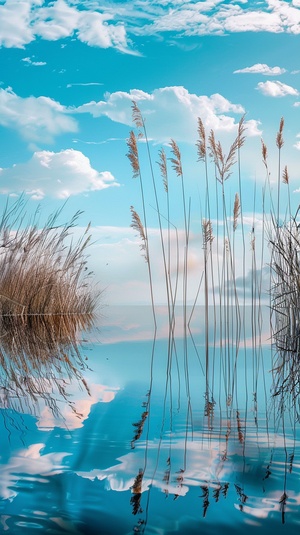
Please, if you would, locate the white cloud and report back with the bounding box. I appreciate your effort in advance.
[76,10,128,49]
[0,0,131,52]
[131,0,300,36]
[76,85,261,141]
[0,149,118,199]
[256,80,299,97]
[2,0,300,54]
[234,63,286,75]
[0,0,35,48]
[22,56,46,66]
[32,0,80,41]
[0,87,77,142]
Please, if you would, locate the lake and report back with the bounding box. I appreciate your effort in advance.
[0,305,299,535]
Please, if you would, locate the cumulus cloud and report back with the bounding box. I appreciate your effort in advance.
[0,0,131,52]
[0,149,118,199]
[0,87,77,142]
[256,80,299,97]
[0,0,35,48]
[234,63,286,75]
[76,85,261,141]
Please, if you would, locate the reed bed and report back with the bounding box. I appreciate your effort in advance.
[269,213,300,409]
[0,198,99,416]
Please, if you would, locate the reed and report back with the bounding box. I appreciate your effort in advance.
[126,109,300,526]
[0,198,99,416]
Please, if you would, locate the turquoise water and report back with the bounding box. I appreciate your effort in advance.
[0,306,299,534]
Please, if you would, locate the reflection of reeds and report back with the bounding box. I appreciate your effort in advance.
[234,483,248,512]
[199,484,210,518]
[131,409,149,449]
[279,491,288,524]
[130,469,144,515]
[0,199,98,416]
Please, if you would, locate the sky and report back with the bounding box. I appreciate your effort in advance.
[1,0,300,306]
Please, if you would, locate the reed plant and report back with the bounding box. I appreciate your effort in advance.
[126,106,300,464]
[126,109,300,529]
[0,197,99,416]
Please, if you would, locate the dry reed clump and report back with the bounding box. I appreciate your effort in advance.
[269,214,300,406]
[0,199,99,415]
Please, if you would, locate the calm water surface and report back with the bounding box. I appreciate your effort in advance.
[0,306,299,534]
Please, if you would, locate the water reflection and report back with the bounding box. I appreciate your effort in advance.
[0,306,299,534]
[0,311,95,419]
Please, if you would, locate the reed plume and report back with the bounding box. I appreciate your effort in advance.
[276,117,285,225]
[130,205,148,262]
[196,117,206,162]
[131,100,144,131]
[261,139,268,170]
[233,193,240,232]
[282,165,289,185]
[158,148,168,193]
[208,120,244,184]
[127,131,140,178]
[202,219,214,247]
[170,139,183,178]
[276,117,285,150]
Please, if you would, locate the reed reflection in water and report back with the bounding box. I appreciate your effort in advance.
[120,306,300,535]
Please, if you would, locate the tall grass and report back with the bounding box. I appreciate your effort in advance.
[127,106,297,402]
[126,109,299,526]
[0,198,99,417]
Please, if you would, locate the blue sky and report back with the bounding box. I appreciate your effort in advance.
[1,0,300,305]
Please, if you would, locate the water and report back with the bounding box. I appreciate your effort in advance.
[0,306,299,534]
